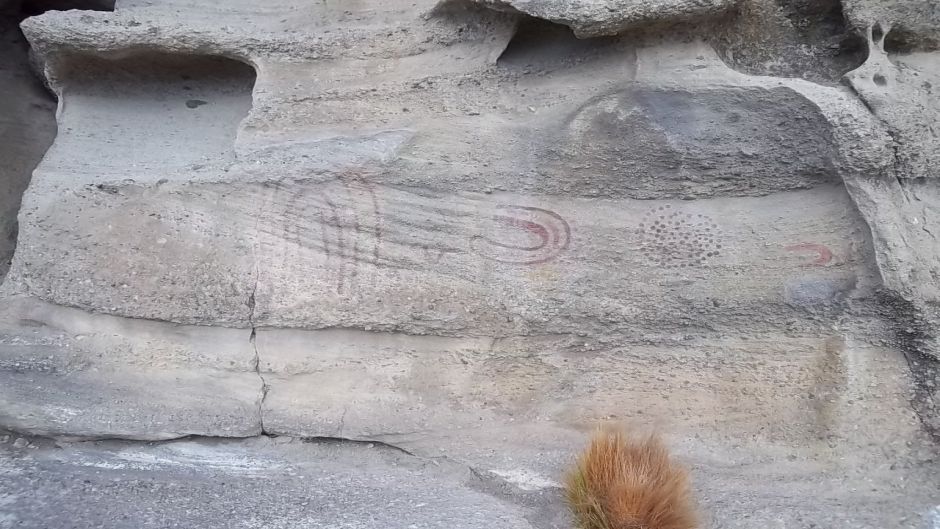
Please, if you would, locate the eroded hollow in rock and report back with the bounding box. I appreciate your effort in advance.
[41,52,256,177]
[497,16,626,70]
[712,0,867,83]
[884,26,940,55]
[0,0,112,282]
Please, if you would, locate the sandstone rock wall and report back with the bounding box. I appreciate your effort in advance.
[0,1,938,508]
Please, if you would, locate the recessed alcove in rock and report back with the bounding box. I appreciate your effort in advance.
[496,16,627,71]
[40,53,255,178]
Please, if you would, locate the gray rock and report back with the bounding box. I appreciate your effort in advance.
[0,17,56,283]
[464,0,738,37]
[843,0,940,50]
[0,2,939,519]
[0,296,262,439]
[710,0,868,83]
[838,29,940,370]
[0,436,543,529]
[845,30,940,181]
[1,433,938,529]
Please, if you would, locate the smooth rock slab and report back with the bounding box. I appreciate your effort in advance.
[0,296,262,439]
[9,181,875,338]
[258,330,923,456]
[0,435,541,529]
[1,422,938,529]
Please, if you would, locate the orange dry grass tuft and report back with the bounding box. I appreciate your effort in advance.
[565,429,698,529]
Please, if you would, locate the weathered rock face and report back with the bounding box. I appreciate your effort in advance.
[464,0,739,37]
[842,0,940,50]
[0,4,56,282]
[1,0,939,523]
[711,0,868,83]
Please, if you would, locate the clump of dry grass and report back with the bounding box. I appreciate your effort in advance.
[564,429,698,529]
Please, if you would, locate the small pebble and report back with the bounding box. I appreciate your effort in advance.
[13,438,29,449]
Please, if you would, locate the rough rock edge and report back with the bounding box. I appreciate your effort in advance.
[457,0,738,37]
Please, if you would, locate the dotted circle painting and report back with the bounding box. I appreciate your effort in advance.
[637,205,723,268]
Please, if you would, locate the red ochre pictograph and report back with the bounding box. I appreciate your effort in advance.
[785,242,833,266]
[470,205,571,265]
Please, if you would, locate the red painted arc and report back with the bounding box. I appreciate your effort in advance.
[484,216,551,251]
[471,205,571,265]
[785,242,833,265]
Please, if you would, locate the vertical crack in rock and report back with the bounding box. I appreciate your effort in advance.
[248,186,269,435]
[337,407,348,438]
[248,280,267,434]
